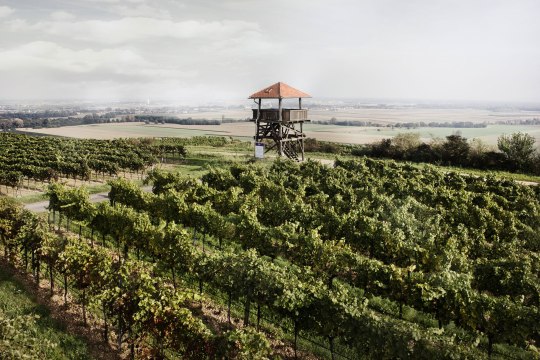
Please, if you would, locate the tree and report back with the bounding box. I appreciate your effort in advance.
[497,132,536,171]
[441,135,470,166]
[469,138,491,157]
[532,152,540,176]
[392,132,421,154]
[468,138,494,168]
[371,138,393,158]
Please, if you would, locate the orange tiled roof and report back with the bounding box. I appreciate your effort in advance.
[249,82,311,99]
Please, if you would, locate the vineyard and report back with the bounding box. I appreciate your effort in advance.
[0,133,193,194]
[1,153,539,359]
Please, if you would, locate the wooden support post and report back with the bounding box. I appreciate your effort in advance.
[278,98,283,156]
[301,121,305,161]
[256,98,261,141]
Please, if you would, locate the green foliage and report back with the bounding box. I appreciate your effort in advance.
[216,328,273,360]
[0,311,57,360]
[392,132,422,153]
[5,154,540,359]
[441,134,470,165]
[0,133,159,189]
[497,132,537,171]
[303,138,346,154]
[355,131,540,175]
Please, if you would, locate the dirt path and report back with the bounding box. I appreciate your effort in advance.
[24,192,108,213]
[24,187,152,213]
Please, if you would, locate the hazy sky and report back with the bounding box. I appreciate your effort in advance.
[0,0,539,103]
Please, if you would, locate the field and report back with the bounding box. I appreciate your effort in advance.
[157,107,540,124]
[20,121,540,146]
[306,123,540,145]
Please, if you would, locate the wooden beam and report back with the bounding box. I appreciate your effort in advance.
[300,121,304,161]
[278,98,283,156]
[255,98,261,142]
[265,143,277,152]
[278,137,304,142]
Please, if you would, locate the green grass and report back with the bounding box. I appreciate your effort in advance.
[185,142,252,153]
[15,184,112,205]
[0,262,92,359]
[14,181,127,205]
[16,193,49,204]
[425,164,540,183]
[86,183,114,193]
[167,151,261,177]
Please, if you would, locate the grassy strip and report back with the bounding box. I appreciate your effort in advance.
[15,184,111,205]
[15,192,49,204]
[420,163,540,183]
[0,260,92,359]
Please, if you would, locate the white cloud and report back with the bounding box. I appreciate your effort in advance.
[11,17,261,45]
[112,4,171,19]
[0,41,194,80]
[0,6,15,18]
[50,11,76,21]
[79,0,146,3]
[4,18,30,31]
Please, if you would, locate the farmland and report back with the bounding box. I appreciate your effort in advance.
[135,106,540,124]
[3,0,540,357]
[1,130,540,358]
[20,121,540,146]
[1,129,540,360]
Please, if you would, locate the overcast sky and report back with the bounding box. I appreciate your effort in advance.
[0,0,539,103]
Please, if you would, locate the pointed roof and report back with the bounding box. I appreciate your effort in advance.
[249,82,311,99]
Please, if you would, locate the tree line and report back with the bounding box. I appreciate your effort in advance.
[0,111,134,130]
[353,132,540,174]
[313,119,488,128]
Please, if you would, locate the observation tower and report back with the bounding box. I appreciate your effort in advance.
[249,82,311,161]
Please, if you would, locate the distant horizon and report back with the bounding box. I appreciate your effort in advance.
[1,96,540,109]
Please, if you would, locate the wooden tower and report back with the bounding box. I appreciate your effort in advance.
[249,82,311,161]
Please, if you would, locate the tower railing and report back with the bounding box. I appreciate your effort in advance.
[252,109,309,122]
